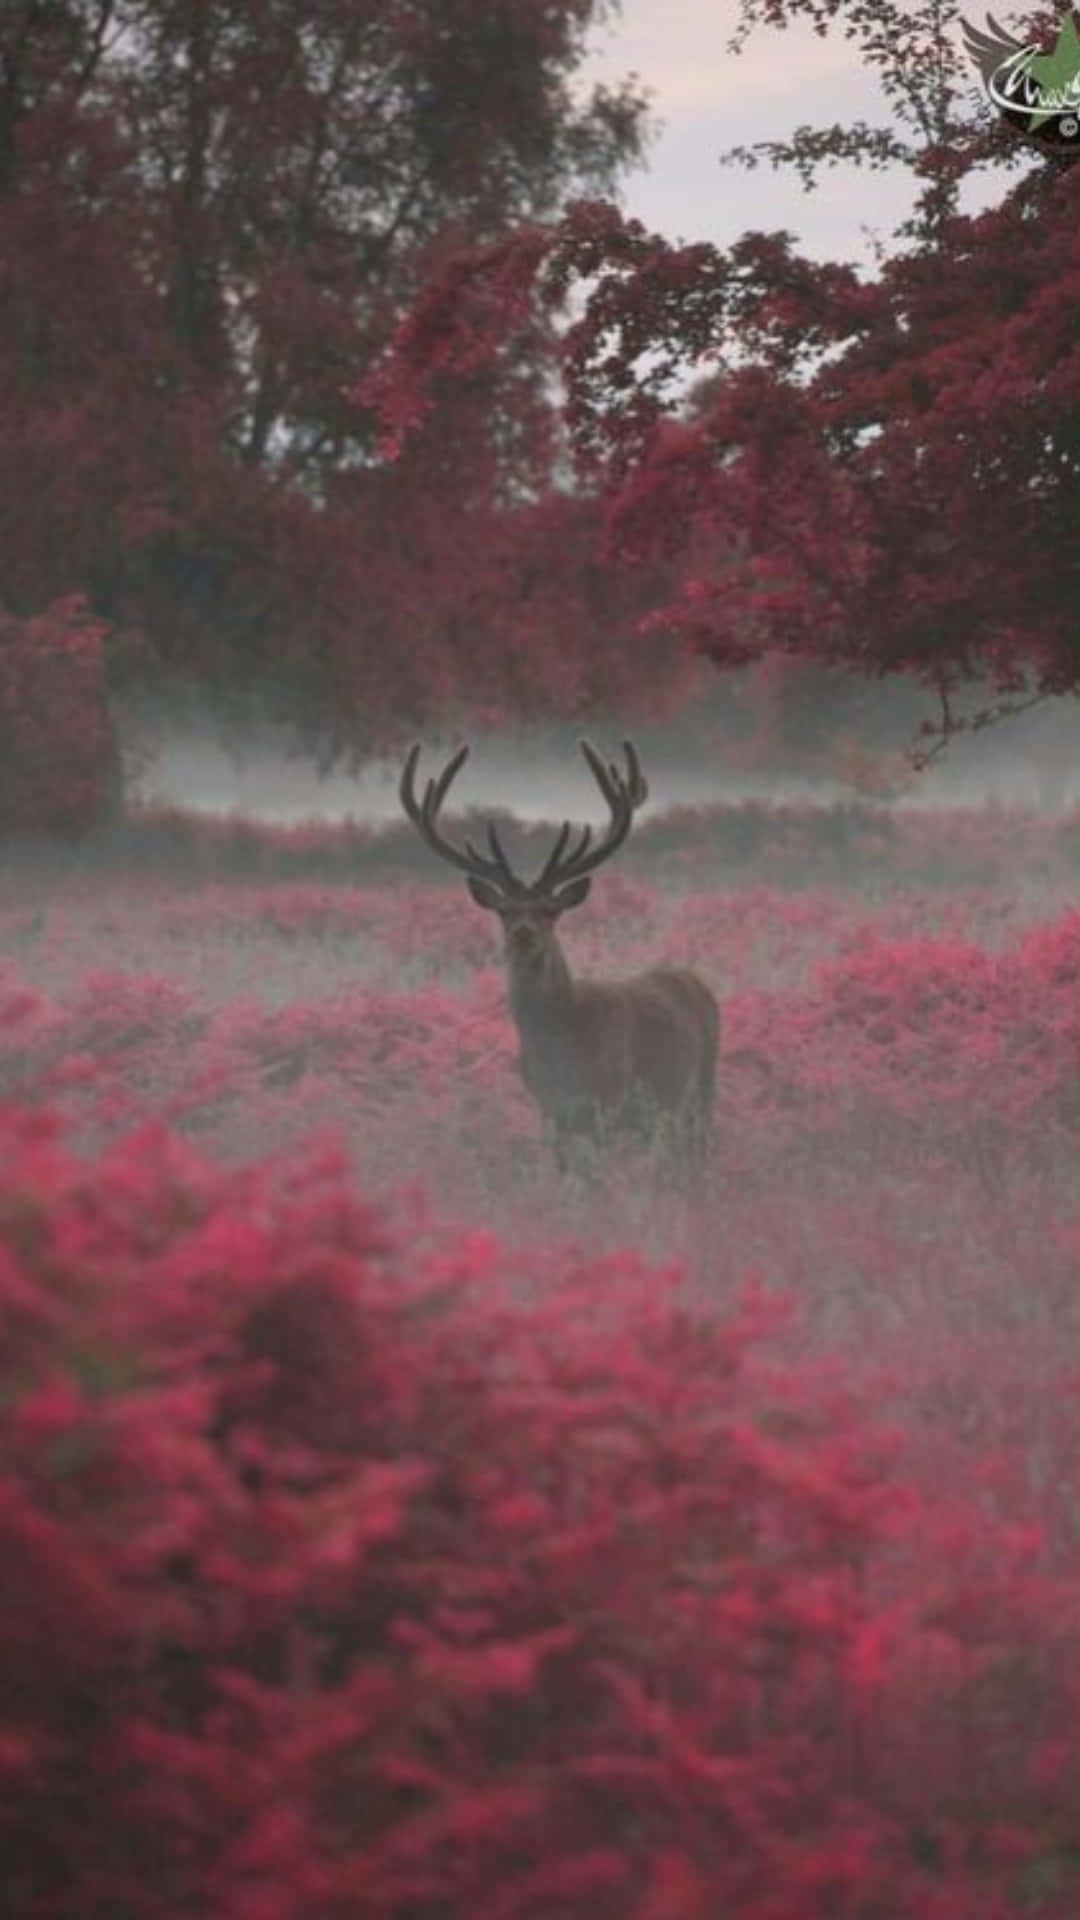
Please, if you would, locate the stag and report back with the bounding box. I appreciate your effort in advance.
[400,739,719,1174]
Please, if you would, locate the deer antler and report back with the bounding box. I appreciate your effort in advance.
[531,740,648,899]
[400,739,648,901]
[399,743,529,894]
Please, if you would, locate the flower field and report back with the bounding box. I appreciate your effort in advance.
[5,797,1080,1915]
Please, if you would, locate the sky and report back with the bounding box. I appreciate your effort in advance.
[574,0,1014,267]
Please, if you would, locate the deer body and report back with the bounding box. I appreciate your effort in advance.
[400,740,719,1172]
[511,957,717,1164]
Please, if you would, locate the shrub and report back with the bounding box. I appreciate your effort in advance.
[3,1103,1080,1915]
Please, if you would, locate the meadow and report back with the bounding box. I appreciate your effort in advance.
[6,794,1080,1915]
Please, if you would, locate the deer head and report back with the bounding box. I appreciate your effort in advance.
[399,739,648,979]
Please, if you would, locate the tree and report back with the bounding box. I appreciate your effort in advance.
[370,4,1080,763]
[0,0,653,788]
[0,597,123,834]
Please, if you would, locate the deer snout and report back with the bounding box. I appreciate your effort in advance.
[508,921,542,952]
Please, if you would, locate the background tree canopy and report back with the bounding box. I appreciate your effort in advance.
[1,0,1077,825]
[0,0,653,796]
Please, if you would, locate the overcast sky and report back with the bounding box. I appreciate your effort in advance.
[576,1,1016,268]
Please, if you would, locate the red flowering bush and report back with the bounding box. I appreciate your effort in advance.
[3,1101,1080,1917]
[0,597,121,835]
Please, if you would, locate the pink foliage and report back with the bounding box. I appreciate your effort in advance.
[6,822,1080,1911]
[3,1101,1080,1915]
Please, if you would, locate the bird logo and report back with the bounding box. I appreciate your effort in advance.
[961,10,1080,148]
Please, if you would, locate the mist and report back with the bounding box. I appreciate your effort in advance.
[129,692,1080,825]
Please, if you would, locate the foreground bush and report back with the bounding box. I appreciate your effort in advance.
[2,1103,1080,1917]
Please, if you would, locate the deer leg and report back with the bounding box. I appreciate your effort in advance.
[684,1107,709,1178]
[689,1043,717,1172]
[547,1118,572,1176]
[552,1109,611,1183]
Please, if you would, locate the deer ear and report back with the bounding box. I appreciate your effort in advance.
[467,876,504,911]
[552,875,591,913]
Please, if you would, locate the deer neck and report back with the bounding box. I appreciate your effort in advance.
[507,932,576,1034]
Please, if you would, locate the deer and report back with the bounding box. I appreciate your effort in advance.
[399,738,719,1177]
